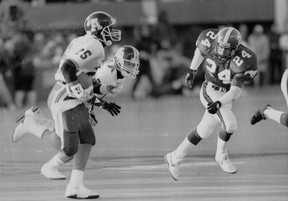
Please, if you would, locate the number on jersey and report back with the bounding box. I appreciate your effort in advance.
[206,58,232,84]
[200,31,217,48]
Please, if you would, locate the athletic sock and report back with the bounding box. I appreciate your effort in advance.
[264,108,284,124]
[47,153,65,168]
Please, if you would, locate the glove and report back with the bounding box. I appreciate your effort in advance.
[101,101,121,116]
[207,101,222,114]
[185,69,197,88]
[93,97,121,116]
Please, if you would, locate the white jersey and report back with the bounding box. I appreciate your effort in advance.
[94,60,125,94]
[49,34,105,140]
[55,34,105,82]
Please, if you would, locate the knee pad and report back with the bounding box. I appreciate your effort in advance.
[187,128,202,145]
[62,108,80,133]
[62,131,79,157]
[280,112,288,127]
[218,128,233,142]
[63,146,78,157]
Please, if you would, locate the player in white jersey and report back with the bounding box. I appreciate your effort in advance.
[12,11,123,199]
[12,44,140,198]
[250,69,288,127]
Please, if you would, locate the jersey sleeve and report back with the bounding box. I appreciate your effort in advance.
[231,45,258,82]
[94,61,117,85]
[196,29,218,56]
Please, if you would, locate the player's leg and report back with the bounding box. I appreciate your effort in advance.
[165,110,219,180]
[280,69,288,107]
[12,83,64,144]
[41,106,81,180]
[65,104,99,199]
[165,83,220,180]
[12,107,55,143]
[214,104,237,174]
[251,69,288,126]
[250,104,288,127]
[265,108,288,127]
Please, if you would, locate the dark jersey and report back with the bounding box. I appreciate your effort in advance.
[196,29,258,89]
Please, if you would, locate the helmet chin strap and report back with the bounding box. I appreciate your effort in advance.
[105,40,112,46]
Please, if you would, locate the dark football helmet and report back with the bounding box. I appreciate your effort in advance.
[114,45,140,79]
[214,27,241,62]
[84,11,121,46]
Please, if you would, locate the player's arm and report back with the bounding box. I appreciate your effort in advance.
[217,75,244,106]
[212,68,258,109]
[189,48,204,71]
[207,76,243,114]
[61,59,93,101]
[185,48,204,87]
[93,79,124,95]
[92,64,124,95]
[186,29,216,88]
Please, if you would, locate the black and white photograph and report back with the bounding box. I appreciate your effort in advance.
[0,0,287,200]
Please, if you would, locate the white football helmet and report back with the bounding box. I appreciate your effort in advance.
[114,45,140,79]
[84,11,121,46]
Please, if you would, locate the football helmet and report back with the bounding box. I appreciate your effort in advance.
[84,11,121,46]
[214,27,241,62]
[114,45,140,79]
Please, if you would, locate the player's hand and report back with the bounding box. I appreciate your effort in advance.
[101,101,121,116]
[92,97,121,116]
[106,79,124,94]
[185,69,197,88]
[207,101,222,114]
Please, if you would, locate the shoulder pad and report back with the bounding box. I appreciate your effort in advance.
[95,60,117,84]
[196,29,218,56]
[231,45,257,73]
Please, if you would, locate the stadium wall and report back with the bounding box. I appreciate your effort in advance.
[20,0,274,30]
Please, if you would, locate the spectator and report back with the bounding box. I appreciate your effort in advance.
[0,39,16,110]
[248,24,270,87]
[151,10,177,50]
[238,23,249,47]
[155,40,190,96]
[133,24,158,99]
[268,23,283,84]
[279,28,288,71]
[7,30,37,108]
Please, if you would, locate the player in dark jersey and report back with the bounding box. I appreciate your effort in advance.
[165,27,258,181]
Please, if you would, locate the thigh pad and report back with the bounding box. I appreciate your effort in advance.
[62,108,80,132]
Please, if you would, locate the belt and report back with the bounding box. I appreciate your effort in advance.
[206,81,228,93]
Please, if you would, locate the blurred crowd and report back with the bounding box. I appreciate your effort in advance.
[0,10,288,110]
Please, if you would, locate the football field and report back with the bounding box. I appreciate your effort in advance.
[0,85,287,201]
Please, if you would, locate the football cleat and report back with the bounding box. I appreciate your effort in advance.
[41,163,66,180]
[215,153,237,174]
[12,107,53,143]
[164,152,179,181]
[250,104,271,125]
[65,183,100,199]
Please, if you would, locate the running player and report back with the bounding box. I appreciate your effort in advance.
[164,27,258,181]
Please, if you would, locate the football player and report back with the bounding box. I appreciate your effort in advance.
[250,69,288,127]
[12,11,123,199]
[12,43,140,198]
[164,27,258,181]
